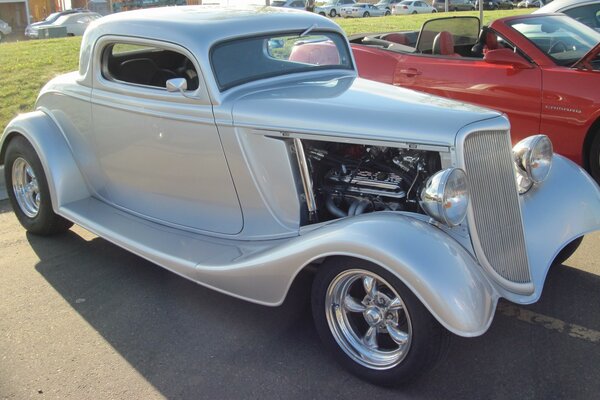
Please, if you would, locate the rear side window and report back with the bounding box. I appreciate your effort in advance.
[211,31,353,91]
[102,42,200,91]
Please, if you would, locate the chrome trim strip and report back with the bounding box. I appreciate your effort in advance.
[293,138,318,222]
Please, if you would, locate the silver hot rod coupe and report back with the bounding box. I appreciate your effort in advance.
[2,6,600,386]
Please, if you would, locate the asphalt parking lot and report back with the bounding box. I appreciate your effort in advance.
[1,181,599,399]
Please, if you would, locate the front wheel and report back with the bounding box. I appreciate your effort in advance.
[4,136,73,235]
[554,237,584,265]
[312,258,449,386]
[330,9,337,17]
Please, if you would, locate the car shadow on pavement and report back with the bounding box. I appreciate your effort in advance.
[0,199,12,214]
[28,231,600,400]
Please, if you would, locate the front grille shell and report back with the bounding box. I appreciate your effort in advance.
[457,129,533,294]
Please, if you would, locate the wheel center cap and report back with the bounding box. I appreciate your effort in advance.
[364,307,383,326]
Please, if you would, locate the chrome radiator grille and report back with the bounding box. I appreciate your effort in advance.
[462,130,531,284]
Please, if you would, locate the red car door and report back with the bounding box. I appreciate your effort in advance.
[391,53,542,144]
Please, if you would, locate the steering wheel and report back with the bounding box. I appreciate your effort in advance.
[548,41,568,54]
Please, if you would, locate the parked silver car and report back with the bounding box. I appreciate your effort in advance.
[0,18,12,42]
[27,11,101,37]
[25,9,88,39]
[1,6,599,386]
[534,0,600,30]
[315,0,356,16]
[341,3,391,16]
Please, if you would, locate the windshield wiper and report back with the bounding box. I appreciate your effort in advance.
[300,23,317,37]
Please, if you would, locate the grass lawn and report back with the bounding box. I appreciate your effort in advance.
[0,9,530,131]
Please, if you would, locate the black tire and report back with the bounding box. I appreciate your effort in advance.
[319,11,326,16]
[589,130,600,183]
[0,32,3,43]
[312,257,450,386]
[553,237,584,265]
[385,10,391,15]
[432,9,437,12]
[330,9,337,17]
[4,136,73,235]
[412,10,418,13]
[363,11,370,17]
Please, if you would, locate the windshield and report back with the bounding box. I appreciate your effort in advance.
[211,31,353,91]
[45,12,61,23]
[272,1,287,5]
[508,15,600,66]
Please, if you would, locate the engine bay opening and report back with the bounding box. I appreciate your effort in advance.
[296,139,442,225]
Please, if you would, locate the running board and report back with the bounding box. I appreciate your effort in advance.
[58,197,286,301]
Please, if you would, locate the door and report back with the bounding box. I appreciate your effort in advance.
[90,39,243,234]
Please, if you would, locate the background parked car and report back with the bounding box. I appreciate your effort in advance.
[517,0,542,7]
[28,11,101,37]
[271,0,308,10]
[476,0,515,9]
[342,3,391,16]
[0,18,11,42]
[375,0,404,10]
[534,0,600,30]
[25,9,88,39]
[350,14,600,182]
[314,0,356,16]
[433,0,476,11]
[392,0,437,14]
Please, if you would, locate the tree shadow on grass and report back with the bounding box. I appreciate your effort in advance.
[28,230,600,400]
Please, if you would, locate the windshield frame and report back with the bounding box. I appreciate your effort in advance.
[210,30,354,92]
[506,14,600,67]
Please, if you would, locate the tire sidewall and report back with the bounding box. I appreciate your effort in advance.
[311,258,449,386]
[4,137,64,234]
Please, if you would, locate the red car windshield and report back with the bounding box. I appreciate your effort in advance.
[507,15,600,66]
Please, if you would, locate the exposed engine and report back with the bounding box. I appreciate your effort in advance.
[301,140,441,223]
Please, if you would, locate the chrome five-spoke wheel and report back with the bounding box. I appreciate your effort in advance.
[325,270,412,369]
[312,258,449,386]
[4,136,73,235]
[12,157,41,218]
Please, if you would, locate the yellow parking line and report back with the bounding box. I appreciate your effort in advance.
[497,303,600,344]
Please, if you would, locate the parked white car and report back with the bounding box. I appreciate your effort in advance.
[272,0,308,10]
[28,11,102,37]
[392,0,437,14]
[0,18,12,42]
[315,0,356,16]
[342,3,391,16]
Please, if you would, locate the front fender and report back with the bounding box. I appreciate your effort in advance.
[195,212,499,337]
[510,154,600,304]
[1,111,90,210]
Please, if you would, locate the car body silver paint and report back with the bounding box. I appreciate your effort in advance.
[1,6,599,338]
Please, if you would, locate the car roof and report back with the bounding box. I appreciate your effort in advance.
[534,0,598,13]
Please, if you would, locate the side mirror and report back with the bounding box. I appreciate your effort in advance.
[166,77,188,93]
[484,48,533,69]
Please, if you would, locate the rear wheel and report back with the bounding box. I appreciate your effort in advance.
[4,136,73,235]
[363,11,370,17]
[319,11,326,15]
[385,10,391,15]
[412,10,418,13]
[312,258,449,386]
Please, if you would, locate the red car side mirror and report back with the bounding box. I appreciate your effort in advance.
[484,48,533,69]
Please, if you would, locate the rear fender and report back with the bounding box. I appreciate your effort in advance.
[1,111,90,210]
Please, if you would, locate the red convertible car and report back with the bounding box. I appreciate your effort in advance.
[350,14,600,182]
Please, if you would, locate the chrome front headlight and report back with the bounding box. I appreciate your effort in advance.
[420,168,469,227]
[512,135,553,194]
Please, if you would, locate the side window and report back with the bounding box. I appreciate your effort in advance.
[102,43,200,91]
[563,5,600,29]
